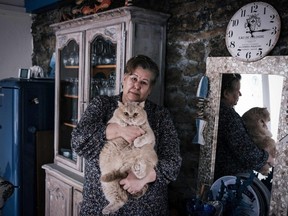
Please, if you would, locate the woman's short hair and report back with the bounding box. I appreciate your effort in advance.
[124,55,159,86]
[221,73,241,97]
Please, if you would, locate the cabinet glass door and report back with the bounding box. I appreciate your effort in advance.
[85,24,123,106]
[61,40,79,127]
[89,35,117,100]
[57,38,81,168]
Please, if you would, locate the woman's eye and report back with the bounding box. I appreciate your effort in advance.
[130,76,137,82]
[140,81,148,86]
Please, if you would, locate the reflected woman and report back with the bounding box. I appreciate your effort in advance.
[214,73,273,180]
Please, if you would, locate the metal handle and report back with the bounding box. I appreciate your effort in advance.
[31,97,39,104]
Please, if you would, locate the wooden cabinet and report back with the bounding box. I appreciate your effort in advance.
[46,174,72,216]
[72,189,83,216]
[43,164,83,216]
[43,6,169,216]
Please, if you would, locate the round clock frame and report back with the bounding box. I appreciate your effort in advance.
[225,2,281,62]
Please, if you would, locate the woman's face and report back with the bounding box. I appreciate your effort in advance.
[223,80,242,107]
[122,66,154,103]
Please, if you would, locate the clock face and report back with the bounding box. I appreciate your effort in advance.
[225,2,281,62]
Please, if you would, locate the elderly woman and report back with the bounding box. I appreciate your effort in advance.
[71,55,182,215]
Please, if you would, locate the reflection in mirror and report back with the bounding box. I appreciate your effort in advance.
[235,74,284,182]
[197,56,288,214]
[236,74,283,141]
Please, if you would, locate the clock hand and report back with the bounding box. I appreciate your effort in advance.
[246,29,271,33]
[246,22,254,37]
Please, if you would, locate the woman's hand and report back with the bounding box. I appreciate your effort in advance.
[106,123,145,144]
[119,169,156,194]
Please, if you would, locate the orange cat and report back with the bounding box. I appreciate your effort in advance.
[242,107,276,175]
[99,101,158,214]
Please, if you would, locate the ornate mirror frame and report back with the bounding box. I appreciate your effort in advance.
[198,56,288,214]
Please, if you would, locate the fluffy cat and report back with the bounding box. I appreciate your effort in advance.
[242,107,276,175]
[99,101,158,215]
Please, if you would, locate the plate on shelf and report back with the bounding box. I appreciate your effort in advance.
[210,175,260,215]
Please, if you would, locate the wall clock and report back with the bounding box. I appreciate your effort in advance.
[225,2,281,62]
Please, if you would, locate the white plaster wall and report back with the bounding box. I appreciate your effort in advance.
[0,5,32,80]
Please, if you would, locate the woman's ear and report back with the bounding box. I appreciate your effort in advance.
[122,74,129,87]
[123,73,129,79]
[223,89,230,99]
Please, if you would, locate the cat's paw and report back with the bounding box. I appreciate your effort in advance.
[132,159,147,179]
[133,136,147,148]
[119,120,128,127]
[102,207,112,215]
[102,202,125,215]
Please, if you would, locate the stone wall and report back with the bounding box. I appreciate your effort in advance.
[31,0,288,214]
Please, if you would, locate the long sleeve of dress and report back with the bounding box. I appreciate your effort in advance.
[149,106,182,185]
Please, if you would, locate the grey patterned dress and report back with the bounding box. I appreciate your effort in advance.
[214,101,269,180]
[71,93,182,216]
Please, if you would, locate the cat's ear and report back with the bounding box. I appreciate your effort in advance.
[139,101,145,108]
[118,101,124,107]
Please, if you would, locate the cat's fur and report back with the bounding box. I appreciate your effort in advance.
[99,101,158,215]
[242,107,276,175]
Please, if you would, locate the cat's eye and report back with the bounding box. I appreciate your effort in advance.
[124,112,129,116]
[133,113,138,117]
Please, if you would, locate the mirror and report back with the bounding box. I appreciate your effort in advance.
[197,56,288,214]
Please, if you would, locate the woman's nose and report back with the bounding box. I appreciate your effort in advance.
[134,81,141,89]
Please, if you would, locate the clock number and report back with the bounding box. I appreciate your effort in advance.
[229,41,236,48]
[227,30,233,38]
[246,52,252,59]
[271,27,278,35]
[256,48,263,56]
[270,14,276,23]
[250,4,258,13]
[263,7,267,15]
[240,9,246,17]
[231,19,239,27]
[266,39,272,47]
[237,49,241,57]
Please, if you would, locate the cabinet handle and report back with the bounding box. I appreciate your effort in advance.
[31,97,39,104]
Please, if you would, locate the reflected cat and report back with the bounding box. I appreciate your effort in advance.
[242,107,276,175]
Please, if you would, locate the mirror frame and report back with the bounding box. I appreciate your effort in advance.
[198,56,288,214]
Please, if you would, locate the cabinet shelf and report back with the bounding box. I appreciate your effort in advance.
[64,122,77,128]
[65,66,79,69]
[94,64,116,69]
[64,94,78,99]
